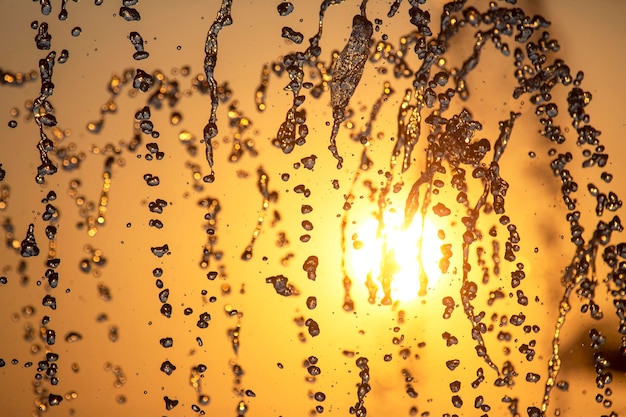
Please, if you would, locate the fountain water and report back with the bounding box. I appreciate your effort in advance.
[0,1,625,416]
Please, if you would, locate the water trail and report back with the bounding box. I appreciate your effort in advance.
[199,197,222,269]
[275,0,346,154]
[226,308,250,414]
[241,167,272,260]
[86,156,115,236]
[540,255,578,413]
[33,51,59,183]
[254,63,270,112]
[349,357,370,416]
[328,12,373,168]
[202,0,234,182]
[396,90,423,173]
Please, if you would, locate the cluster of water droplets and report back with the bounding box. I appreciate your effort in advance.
[1,0,625,416]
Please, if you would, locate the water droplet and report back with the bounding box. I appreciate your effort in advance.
[266,275,299,296]
[48,393,63,406]
[120,6,141,21]
[65,332,82,343]
[328,14,373,168]
[35,22,51,50]
[20,224,40,257]
[277,2,294,16]
[133,69,154,92]
[159,337,173,348]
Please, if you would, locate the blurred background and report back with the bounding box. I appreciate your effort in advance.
[1,0,625,416]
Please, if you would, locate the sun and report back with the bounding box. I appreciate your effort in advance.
[348,210,444,303]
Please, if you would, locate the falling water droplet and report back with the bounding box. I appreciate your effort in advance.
[277,2,294,16]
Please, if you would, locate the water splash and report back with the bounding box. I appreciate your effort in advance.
[328,12,373,168]
[1,1,625,416]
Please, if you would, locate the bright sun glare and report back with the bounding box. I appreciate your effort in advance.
[349,211,443,303]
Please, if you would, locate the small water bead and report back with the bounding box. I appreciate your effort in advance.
[301,155,317,170]
[160,360,176,376]
[120,6,141,21]
[150,244,169,257]
[108,326,119,342]
[277,2,294,16]
[160,303,172,318]
[526,372,541,383]
[159,337,173,348]
[449,380,461,393]
[170,112,182,125]
[48,393,63,406]
[42,294,57,310]
[149,219,164,229]
[8,120,17,128]
[305,318,320,337]
[446,359,460,371]
[143,174,160,186]
[451,394,463,408]
[432,202,451,217]
[71,27,82,37]
[307,365,321,376]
